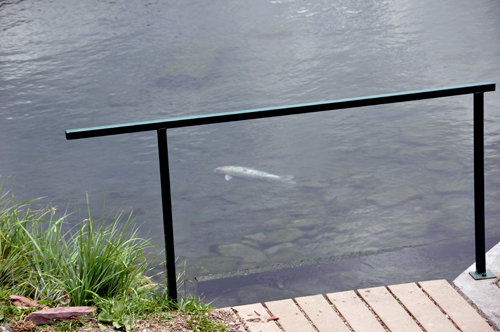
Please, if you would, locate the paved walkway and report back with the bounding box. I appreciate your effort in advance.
[453,240,500,329]
[226,279,495,332]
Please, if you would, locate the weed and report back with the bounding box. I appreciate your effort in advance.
[186,313,228,332]
[51,316,86,332]
[178,296,212,314]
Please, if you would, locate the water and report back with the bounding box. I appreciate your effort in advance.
[1,0,500,306]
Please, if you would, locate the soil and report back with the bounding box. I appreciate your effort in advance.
[5,309,248,332]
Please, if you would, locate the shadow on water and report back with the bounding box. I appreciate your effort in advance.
[190,235,500,307]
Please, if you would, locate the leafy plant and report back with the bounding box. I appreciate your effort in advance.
[178,296,228,332]
[94,284,178,331]
[97,296,135,332]
[51,316,86,332]
[178,295,212,314]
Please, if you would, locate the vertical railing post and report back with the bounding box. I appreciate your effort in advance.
[157,128,178,300]
[470,92,494,279]
[474,91,486,275]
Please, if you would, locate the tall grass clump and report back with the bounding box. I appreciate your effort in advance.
[0,182,46,293]
[26,195,156,306]
[0,183,232,331]
[0,183,157,307]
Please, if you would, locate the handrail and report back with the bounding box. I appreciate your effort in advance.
[66,82,495,139]
[66,82,496,301]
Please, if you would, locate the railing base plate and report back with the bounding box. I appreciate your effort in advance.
[469,270,496,280]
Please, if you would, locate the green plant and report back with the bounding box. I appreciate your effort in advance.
[22,194,156,307]
[0,183,44,293]
[186,312,228,332]
[178,296,212,314]
[177,296,228,332]
[0,183,227,331]
[51,316,86,332]
[97,295,136,332]
[94,282,178,331]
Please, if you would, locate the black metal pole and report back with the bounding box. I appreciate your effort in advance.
[473,92,486,276]
[157,128,178,301]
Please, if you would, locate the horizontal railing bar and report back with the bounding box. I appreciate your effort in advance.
[66,82,495,140]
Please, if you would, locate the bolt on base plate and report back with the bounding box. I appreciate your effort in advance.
[469,270,496,280]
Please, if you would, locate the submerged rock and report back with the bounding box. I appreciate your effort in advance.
[215,244,267,263]
[265,243,307,263]
[155,43,222,90]
[186,256,242,276]
[261,228,305,246]
[264,243,296,256]
[290,218,324,230]
[241,232,267,247]
[243,232,267,242]
[367,185,422,207]
[323,187,357,203]
[262,218,292,230]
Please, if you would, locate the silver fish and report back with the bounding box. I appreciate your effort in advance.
[214,166,296,184]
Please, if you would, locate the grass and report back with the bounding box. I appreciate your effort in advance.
[0,182,232,332]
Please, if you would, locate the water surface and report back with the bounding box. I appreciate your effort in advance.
[1,0,500,306]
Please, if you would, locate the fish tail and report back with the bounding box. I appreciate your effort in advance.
[280,175,296,185]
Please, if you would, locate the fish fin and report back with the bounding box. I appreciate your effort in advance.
[280,175,296,185]
[225,175,233,181]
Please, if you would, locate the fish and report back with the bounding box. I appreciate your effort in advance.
[214,166,296,184]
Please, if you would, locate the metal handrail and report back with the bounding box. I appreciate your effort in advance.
[66,82,496,300]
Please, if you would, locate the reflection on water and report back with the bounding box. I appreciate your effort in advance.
[1,0,499,306]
